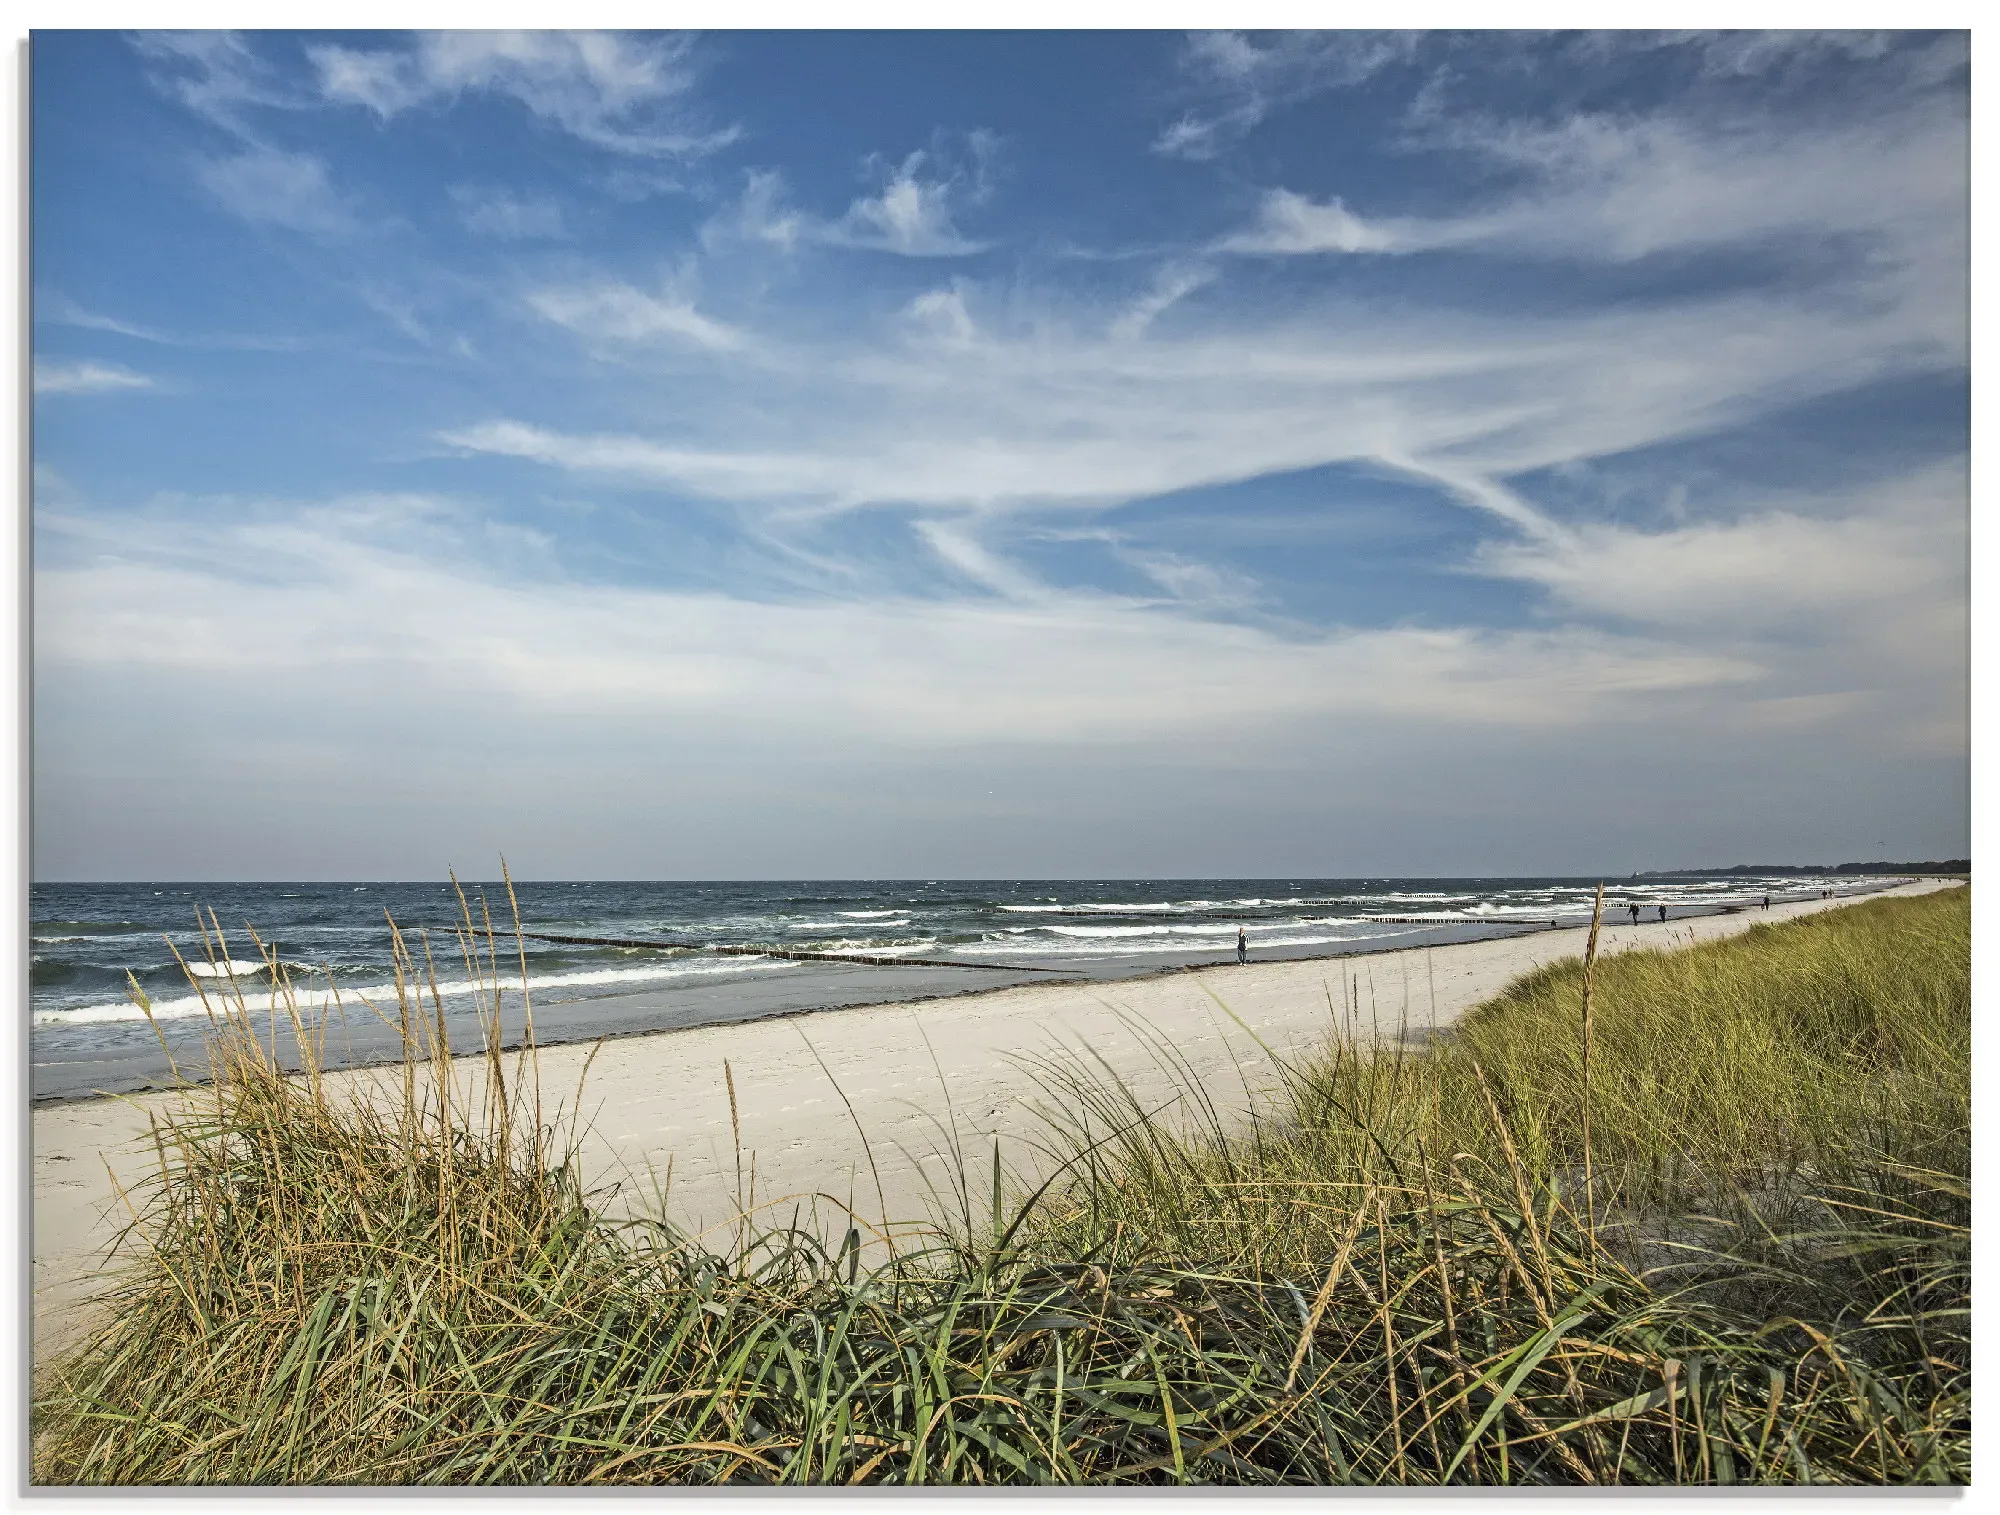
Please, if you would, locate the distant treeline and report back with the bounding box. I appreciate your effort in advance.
[1634,860,1970,879]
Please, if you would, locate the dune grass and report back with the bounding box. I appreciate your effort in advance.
[32,886,1968,1485]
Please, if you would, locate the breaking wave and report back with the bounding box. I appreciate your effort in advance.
[32,954,798,1028]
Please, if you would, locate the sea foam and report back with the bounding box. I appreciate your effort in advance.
[32,954,798,1028]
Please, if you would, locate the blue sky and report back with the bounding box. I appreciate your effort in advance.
[31,30,1969,880]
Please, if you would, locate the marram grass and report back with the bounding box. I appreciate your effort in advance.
[33,885,1968,1485]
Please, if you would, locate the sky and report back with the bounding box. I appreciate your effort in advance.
[29,29,1970,881]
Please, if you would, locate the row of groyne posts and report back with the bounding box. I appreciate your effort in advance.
[520,883,1870,977]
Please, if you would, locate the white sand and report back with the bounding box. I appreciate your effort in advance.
[32,880,1959,1365]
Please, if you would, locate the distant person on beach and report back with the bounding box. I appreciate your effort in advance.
[1627,901,1641,925]
[1657,904,1668,923]
[1763,894,1771,910]
[1237,926,1247,965]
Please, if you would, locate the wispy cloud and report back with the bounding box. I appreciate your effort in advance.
[310,31,734,158]
[1155,31,1421,159]
[1649,28,1964,85]
[1108,263,1215,340]
[38,295,311,353]
[911,517,1046,599]
[1220,98,1965,274]
[33,360,155,396]
[700,169,805,253]
[525,281,751,354]
[1473,462,1967,638]
[451,271,1955,520]
[36,493,1759,750]
[705,135,998,259]
[132,35,364,240]
[134,30,729,246]
[193,144,358,236]
[904,285,979,346]
[38,301,174,343]
[450,184,569,241]
[824,140,996,255]
[1060,528,1265,613]
[438,420,822,498]
[1218,193,1403,255]
[131,31,309,132]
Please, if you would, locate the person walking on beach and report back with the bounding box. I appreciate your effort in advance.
[1237,926,1248,965]
[1627,901,1641,926]
[1657,904,1668,923]
[1762,894,1771,910]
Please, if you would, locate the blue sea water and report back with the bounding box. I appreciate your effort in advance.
[28,875,1883,1100]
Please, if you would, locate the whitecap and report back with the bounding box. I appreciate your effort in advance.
[33,955,799,1028]
[1000,901,1208,915]
[182,958,289,978]
[790,919,910,931]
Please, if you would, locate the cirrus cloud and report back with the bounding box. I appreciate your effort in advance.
[310,31,735,158]
[33,360,156,396]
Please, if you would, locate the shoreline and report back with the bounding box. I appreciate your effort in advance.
[31,878,1959,1366]
[26,921,1559,1108]
[28,879,1910,1109]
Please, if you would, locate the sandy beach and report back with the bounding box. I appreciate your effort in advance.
[32,879,1959,1367]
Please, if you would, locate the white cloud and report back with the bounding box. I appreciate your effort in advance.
[1658,29,1966,85]
[1474,462,1968,638]
[703,139,996,259]
[450,185,568,241]
[35,495,1759,751]
[40,301,173,344]
[34,458,1963,881]
[438,421,826,499]
[456,214,1964,783]
[826,148,990,256]
[40,296,311,353]
[910,517,1044,599]
[194,145,357,236]
[1112,543,1263,613]
[1152,31,1966,168]
[1156,30,1421,159]
[496,53,1955,534]
[309,44,422,116]
[133,35,364,240]
[701,169,807,253]
[449,274,1957,519]
[1457,460,1970,766]
[131,31,306,131]
[310,31,733,158]
[1219,192,1405,256]
[905,286,978,346]
[33,360,155,396]
[525,282,751,354]
[1108,264,1215,340]
[1222,94,1965,274]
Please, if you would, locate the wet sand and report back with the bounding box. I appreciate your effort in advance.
[32,878,1958,1367]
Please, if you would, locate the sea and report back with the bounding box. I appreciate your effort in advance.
[28,874,1888,1101]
